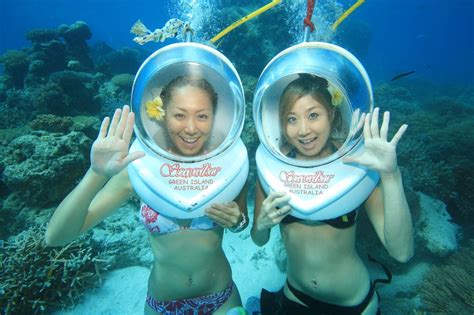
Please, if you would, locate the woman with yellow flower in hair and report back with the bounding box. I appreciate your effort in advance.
[251,74,413,314]
[46,75,248,314]
[146,76,217,156]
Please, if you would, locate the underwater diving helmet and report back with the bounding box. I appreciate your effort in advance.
[128,42,248,218]
[253,42,379,220]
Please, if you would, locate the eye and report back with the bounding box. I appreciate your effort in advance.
[309,112,319,120]
[174,113,185,120]
[287,116,297,124]
[197,114,209,120]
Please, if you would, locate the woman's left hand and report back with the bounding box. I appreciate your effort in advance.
[343,107,407,175]
[205,202,242,229]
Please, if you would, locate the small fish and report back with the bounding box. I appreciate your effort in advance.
[390,71,416,81]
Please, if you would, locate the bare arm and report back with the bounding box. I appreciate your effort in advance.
[45,106,144,246]
[365,170,414,262]
[45,169,132,246]
[344,108,414,262]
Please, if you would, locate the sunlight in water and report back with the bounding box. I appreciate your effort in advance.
[170,0,344,44]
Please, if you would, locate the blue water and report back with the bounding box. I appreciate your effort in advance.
[0,0,171,51]
[1,0,473,314]
[1,0,472,84]
[359,0,474,84]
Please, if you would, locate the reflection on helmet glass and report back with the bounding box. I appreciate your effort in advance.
[261,73,352,163]
[137,62,237,159]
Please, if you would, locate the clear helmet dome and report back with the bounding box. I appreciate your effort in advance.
[132,42,245,162]
[253,42,373,166]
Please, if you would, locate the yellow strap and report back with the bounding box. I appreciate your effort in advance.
[331,0,365,31]
[210,0,282,43]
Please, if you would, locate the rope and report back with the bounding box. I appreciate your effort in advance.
[210,0,281,43]
[303,0,316,32]
[332,0,366,31]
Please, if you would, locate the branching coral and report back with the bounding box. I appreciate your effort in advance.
[419,240,474,313]
[0,225,112,314]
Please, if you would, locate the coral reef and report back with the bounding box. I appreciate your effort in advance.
[0,76,8,102]
[205,4,291,77]
[419,240,474,313]
[414,192,461,257]
[58,21,93,69]
[30,114,74,133]
[26,28,60,45]
[0,225,112,314]
[3,89,41,128]
[69,115,101,139]
[0,50,30,88]
[92,46,146,75]
[240,74,259,191]
[0,131,92,236]
[111,73,134,89]
[29,83,69,115]
[375,84,474,223]
[48,70,104,114]
[27,39,68,83]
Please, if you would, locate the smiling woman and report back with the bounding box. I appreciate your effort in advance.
[251,42,414,315]
[45,40,249,315]
[279,74,343,161]
[159,75,217,156]
[132,45,244,164]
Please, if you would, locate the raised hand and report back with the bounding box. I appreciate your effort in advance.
[90,105,145,177]
[255,191,292,232]
[343,107,407,175]
[347,108,366,140]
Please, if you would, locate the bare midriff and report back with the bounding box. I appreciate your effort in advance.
[147,227,232,301]
[281,221,371,306]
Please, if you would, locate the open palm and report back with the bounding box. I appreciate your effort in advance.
[343,108,407,175]
[91,106,145,177]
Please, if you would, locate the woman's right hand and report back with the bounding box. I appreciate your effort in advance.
[90,105,145,177]
[255,191,292,231]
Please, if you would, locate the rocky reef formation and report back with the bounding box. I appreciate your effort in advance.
[0,21,150,313]
[375,83,474,223]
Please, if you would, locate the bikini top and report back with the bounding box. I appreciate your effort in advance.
[281,209,358,229]
[279,144,358,229]
[140,203,218,234]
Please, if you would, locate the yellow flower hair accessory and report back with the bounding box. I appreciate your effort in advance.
[146,96,165,121]
[327,84,344,107]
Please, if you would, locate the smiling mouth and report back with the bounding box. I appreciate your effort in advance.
[298,137,317,145]
[180,136,200,144]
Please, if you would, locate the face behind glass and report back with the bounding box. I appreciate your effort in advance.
[165,86,214,156]
[285,94,332,160]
